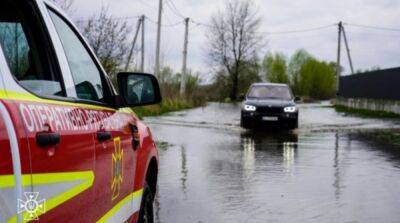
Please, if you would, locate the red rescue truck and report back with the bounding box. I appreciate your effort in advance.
[0,0,161,222]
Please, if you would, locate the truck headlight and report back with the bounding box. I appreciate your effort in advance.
[284,106,297,113]
[244,105,256,111]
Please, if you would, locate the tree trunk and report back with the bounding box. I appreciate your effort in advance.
[230,70,239,101]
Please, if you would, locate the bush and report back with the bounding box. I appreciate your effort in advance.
[299,59,336,99]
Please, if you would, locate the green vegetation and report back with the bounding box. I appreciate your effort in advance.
[334,105,400,119]
[263,53,289,84]
[332,105,400,147]
[374,131,400,147]
[133,66,207,118]
[133,98,203,119]
[264,49,337,100]
[209,49,338,102]
[358,130,400,148]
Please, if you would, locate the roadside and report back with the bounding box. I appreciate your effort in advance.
[133,98,206,119]
[330,104,400,147]
[334,104,400,119]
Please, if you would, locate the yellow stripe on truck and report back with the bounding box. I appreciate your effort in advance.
[0,89,136,115]
[0,171,95,223]
[97,189,144,223]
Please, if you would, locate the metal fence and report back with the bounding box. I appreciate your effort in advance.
[338,67,400,100]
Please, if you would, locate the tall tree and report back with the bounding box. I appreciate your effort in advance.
[263,52,289,84]
[53,0,74,12]
[299,59,336,99]
[207,0,263,100]
[78,8,131,75]
[288,49,313,94]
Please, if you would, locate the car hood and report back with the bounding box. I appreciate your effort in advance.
[245,99,295,107]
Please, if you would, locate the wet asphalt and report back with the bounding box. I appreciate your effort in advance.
[144,102,400,223]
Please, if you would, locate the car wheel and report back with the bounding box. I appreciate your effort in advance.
[289,120,298,130]
[138,183,154,223]
[240,117,251,129]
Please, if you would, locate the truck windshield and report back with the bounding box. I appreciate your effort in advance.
[247,85,293,100]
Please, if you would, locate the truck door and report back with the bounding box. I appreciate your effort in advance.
[46,7,138,222]
[0,0,96,222]
[0,104,17,222]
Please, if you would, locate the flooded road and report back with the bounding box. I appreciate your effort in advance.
[145,103,400,223]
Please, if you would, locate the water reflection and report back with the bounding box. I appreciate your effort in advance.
[240,131,298,171]
[151,103,400,223]
[333,132,341,199]
[180,146,188,196]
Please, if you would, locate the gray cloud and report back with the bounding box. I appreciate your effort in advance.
[70,0,400,77]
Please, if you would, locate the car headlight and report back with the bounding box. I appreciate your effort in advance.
[284,106,297,113]
[244,105,256,111]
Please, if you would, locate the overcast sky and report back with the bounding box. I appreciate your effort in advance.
[68,0,400,81]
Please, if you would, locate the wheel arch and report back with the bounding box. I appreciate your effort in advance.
[145,157,158,198]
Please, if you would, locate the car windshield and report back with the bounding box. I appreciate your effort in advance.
[247,85,293,100]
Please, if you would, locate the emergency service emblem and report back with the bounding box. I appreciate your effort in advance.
[17,192,46,221]
[111,137,124,200]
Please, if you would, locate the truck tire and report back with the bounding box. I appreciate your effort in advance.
[138,183,154,223]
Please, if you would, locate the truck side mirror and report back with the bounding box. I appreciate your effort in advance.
[117,72,162,107]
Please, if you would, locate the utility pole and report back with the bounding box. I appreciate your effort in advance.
[154,0,163,78]
[336,21,342,93]
[180,18,190,96]
[125,17,142,72]
[140,15,145,72]
[341,25,354,74]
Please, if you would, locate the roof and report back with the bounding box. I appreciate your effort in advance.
[251,83,289,87]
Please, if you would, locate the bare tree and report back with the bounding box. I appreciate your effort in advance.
[207,0,263,100]
[53,0,74,12]
[78,8,131,75]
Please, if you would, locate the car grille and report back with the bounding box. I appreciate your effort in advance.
[256,106,284,114]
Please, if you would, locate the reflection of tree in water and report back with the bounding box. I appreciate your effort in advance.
[180,146,188,196]
[333,132,341,199]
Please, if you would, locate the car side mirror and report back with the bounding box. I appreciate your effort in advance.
[117,72,162,107]
[239,94,245,100]
[294,96,301,102]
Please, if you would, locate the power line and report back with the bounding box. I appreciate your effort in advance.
[165,0,186,19]
[260,24,336,35]
[344,23,400,32]
[136,0,157,10]
[190,20,336,35]
[145,16,183,27]
[76,15,141,23]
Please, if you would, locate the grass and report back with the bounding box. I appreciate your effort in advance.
[376,131,400,146]
[359,130,400,148]
[133,98,204,119]
[334,105,400,119]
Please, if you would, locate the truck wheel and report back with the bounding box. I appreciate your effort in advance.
[138,183,154,223]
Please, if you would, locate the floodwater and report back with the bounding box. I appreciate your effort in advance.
[145,103,400,223]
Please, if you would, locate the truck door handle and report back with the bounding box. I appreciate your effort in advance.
[97,131,111,142]
[36,132,60,147]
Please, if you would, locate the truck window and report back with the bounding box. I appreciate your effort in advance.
[48,10,105,103]
[0,0,64,97]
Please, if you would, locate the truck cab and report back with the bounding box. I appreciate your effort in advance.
[0,0,160,222]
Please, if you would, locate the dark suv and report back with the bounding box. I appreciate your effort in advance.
[241,83,300,130]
